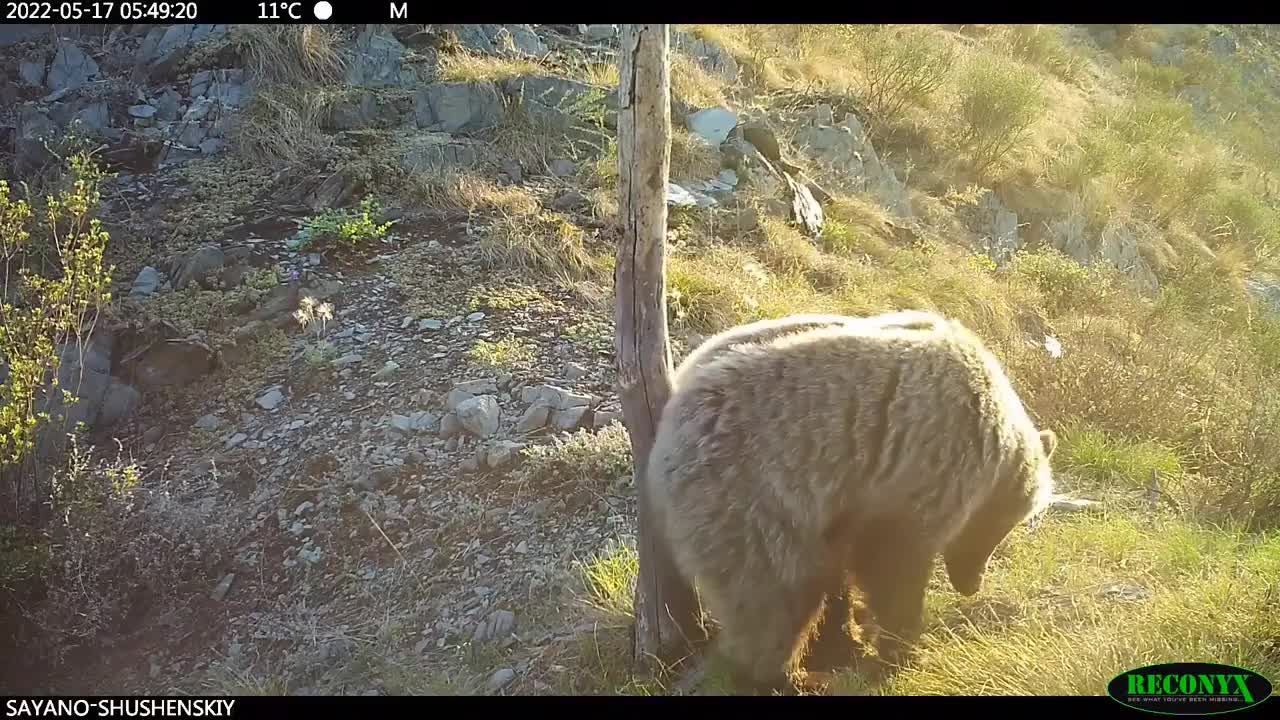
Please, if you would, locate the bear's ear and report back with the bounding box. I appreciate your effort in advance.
[1039,429,1058,458]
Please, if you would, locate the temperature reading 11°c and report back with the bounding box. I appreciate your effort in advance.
[258,1,302,18]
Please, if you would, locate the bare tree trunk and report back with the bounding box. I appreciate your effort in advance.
[615,24,702,668]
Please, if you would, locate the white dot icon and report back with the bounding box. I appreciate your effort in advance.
[313,1,333,19]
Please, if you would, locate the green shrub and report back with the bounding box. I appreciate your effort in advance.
[848,25,956,122]
[294,195,394,250]
[1008,246,1113,315]
[953,54,1047,175]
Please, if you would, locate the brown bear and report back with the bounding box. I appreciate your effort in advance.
[645,311,1057,693]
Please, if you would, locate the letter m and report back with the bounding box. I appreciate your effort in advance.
[389,2,407,18]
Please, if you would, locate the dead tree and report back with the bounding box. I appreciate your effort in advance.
[615,24,703,668]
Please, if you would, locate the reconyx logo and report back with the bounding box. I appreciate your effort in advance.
[1107,662,1273,715]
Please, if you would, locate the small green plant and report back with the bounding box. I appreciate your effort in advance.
[579,540,638,619]
[564,319,615,356]
[1009,246,1113,316]
[294,195,394,251]
[466,337,536,372]
[515,424,633,486]
[468,284,545,312]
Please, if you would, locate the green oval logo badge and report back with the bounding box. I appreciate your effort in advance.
[1108,663,1273,715]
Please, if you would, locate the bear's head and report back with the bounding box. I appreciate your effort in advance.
[943,427,1057,596]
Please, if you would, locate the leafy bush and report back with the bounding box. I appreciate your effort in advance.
[953,54,1047,175]
[848,25,956,122]
[295,195,394,250]
[1008,246,1114,316]
[1,154,114,470]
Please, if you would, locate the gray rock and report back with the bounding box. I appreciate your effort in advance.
[455,378,499,395]
[374,360,401,379]
[592,410,623,429]
[194,414,223,431]
[485,441,524,469]
[666,182,717,209]
[488,668,516,693]
[174,245,226,290]
[388,414,415,435]
[15,106,57,174]
[225,432,248,449]
[1151,44,1185,67]
[419,318,443,331]
[1050,496,1100,513]
[70,102,110,135]
[785,173,823,238]
[551,190,587,211]
[520,384,592,411]
[1209,33,1237,57]
[131,339,217,389]
[466,311,486,322]
[333,353,363,369]
[198,138,226,156]
[142,426,163,445]
[1047,211,1091,263]
[256,388,285,411]
[47,41,99,93]
[1245,274,1280,316]
[457,396,501,438]
[129,104,158,119]
[472,609,517,644]
[563,362,587,382]
[581,24,617,42]
[136,24,227,75]
[978,191,1022,267]
[129,266,163,299]
[178,123,209,147]
[446,24,546,58]
[788,112,911,217]
[686,107,738,146]
[551,406,589,432]
[671,30,739,83]
[446,388,476,412]
[440,412,463,440]
[500,75,598,129]
[346,28,421,88]
[515,404,550,434]
[98,380,141,428]
[19,59,45,87]
[210,573,235,601]
[154,88,182,121]
[1097,217,1159,294]
[390,411,437,435]
[550,159,576,177]
[414,82,504,134]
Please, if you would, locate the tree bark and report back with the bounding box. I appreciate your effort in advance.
[615,24,702,668]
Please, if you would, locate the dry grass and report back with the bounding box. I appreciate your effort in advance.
[438,51,545,83]
[670,128,723,183]
[231,25,348,165]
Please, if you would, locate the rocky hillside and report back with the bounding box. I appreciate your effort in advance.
[2,23,1279,696]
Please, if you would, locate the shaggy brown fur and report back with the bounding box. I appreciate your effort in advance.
[646,311,1057,693]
